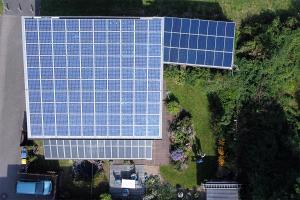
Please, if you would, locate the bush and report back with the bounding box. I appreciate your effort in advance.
[144,175,177,200]
[170,149,188,171]
[169,111,195,150]
[99,193,112,200]
[73,160,102,181]
[166,101,181,115]
[165,92,181,115]
[170,149,184,162]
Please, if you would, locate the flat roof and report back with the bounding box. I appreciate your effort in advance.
[43,139,152,160]
[163,17,235,69]
[22,17,164,139]
[22,16,236,160]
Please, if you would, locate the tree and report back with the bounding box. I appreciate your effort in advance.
[73,160,100,181]
[235,98,300,199]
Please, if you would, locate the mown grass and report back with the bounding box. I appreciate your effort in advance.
[165,77,215,155]
[160,155,217,188]
[213,0,292,24]
[160,160,198,188]
[41,0,293,25]
[160,75,216,188]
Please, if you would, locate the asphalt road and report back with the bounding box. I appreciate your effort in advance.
[0,16,34,200]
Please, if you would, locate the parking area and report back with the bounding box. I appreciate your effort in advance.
[0,16,32,200]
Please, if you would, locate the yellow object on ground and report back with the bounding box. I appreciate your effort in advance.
[21,158,26,165]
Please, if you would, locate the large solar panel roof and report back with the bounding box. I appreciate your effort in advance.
[164,17,235,69]
[23,17,163,139]
[43,139,152,160]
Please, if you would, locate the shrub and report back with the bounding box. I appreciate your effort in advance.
[170,149,184,162]
[166,101,181,115]
[73,160,101,181]
[169,112,195,150]
[99,193,112,200]
[170,149,188,171]
[165,92,181,115]
[144,175,177,200]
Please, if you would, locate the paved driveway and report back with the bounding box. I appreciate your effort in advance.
[0,16,34,200]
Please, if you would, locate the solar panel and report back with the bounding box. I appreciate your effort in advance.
[43,139,152,160]
[164,17,235,69]
[23,17,163,139]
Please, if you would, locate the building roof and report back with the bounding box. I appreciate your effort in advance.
[43,139,152,160]
[204,182,240,200]
[164,17,235,69]
[22,17,163,140]
[22,16,235,160]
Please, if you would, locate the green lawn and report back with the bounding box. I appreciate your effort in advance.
[160,76,216,188]
[160,160,198,188]
[165,77,215,156]
[212,0,292,24]
[160,156,217,188]
[41,0,293,25]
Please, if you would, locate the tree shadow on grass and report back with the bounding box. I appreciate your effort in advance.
[207,92,224,126]
[58,165,109,200]
[41,0,227,21]
[236,98,300,199]
[196,155,217,185]
[237,2,300,60]
[192,137,202,156]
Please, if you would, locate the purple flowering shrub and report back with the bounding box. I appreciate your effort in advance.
[170,149,184,161]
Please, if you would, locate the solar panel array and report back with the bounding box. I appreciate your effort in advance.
[43,139,152,159]
[23,17,163,139]
[164,17,235,69]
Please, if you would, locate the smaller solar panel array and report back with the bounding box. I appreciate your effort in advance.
[43,139,152,159]
[164,17,235,69]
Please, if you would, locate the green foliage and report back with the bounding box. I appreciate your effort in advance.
[164,74,215,155]
[166,101,181,115]
[237,11,300,60]
[165,92,181,115]
[291,177,300,199]
[164,5,300,193]
[169,111,195,150]
[99,193,112,200]
[235,98,300,199]
[144,175,177,200]
[164,65,211,86]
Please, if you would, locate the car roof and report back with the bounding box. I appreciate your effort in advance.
[16,181,37,195]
